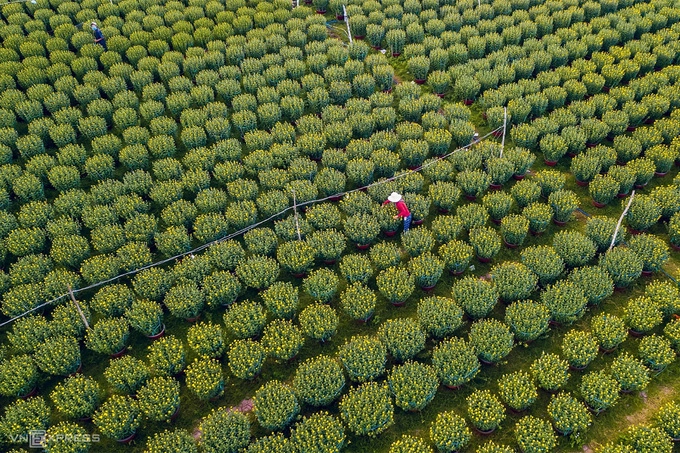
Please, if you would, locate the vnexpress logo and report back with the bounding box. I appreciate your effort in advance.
[28,430,45,448]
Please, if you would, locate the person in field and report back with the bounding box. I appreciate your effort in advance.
[383,192,412,233]
[91,21,107,50]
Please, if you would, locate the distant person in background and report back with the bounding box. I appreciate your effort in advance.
[383,192,412,233]
[91,21,107,50]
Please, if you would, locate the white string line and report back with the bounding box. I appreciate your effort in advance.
[0,126,503,328]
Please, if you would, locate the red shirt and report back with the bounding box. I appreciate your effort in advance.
[383,200,410,218]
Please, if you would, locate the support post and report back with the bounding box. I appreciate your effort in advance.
[67,285,91,331]
[292,189,302,241]
[609,190,635,251]
[344,5,352,44]
[500,106,507,157]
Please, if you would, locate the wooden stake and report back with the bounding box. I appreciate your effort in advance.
[609,190,635,252]
[292,189,302,241]
[67,285,91,331]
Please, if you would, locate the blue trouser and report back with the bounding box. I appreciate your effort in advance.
[403,214,412,232]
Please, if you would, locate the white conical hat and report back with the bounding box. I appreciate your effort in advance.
[388,192,402,203]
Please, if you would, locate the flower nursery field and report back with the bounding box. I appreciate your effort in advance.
[1,0,680,451]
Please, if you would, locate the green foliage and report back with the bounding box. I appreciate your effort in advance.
[562,330,598,369]
[498,370,538,412]
[452,276,498,320]
[515,416,557,453]
[469,319,514,364]
[505,300,551,343]
[254,380,299,431]
[432,337,480,388]
[340,381,394,437]
[467,390,506,432]
[293,355,345,407]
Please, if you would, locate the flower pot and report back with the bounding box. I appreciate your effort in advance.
[599,345,617,354]
[111,346,128,358]
[391,300,407,307]
[414,79,426,84]
[357,314,373,324]
[170,404,180,421]
[291,272,308,279]
[383,230,397,237]
[569,363,587,371]
[449,269,464,276]
[548,320,561,327]
[407,165,420,170]
[634,183,647,189]
[641,270,654,277]
[544,160,558,167]
[383,88,392,93]
[627,227,643,235]
[437,207,449,214]
[628,329,645,338]
[412,218,424,226]
[586,142,598,148]
[530,230,544,236]
[513,173,526,180]
[444,383,461,390]
[654,171,667,177]
[463,99,474,105]
[492,130,503,138]
[116,432,137,444]
[147,323,166,340]
[316,9,326,13]
[491,218,501,225]
[186,314,201,323]
[575,179,589,187]
[329,194,343,202]
[489,183,503,190]
[19,386,38,399]
[336,14,344,20]
[356,243,371,250]
[436,92,446,98]
[626,125,637,132]
[323,259,337,265]
[421,284,436,292]
[503,239,519,249]
[353,35,365,40]
[644,118,655,125]
[474,426,496,435]
[209,394,221,402]
[567,152,577,158]
[602,86,610,92]
[477,256,492,263]
[616,192,629,198]
[592,200,607,208]
[392,52,400,57]
[553,218,567,226]
[464,194,476,201]
[671,242,680,252]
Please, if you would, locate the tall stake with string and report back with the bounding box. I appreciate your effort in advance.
[500,106,507,158]
[292,189,302,241]
[609,191,635,251]
[344,5,352,44]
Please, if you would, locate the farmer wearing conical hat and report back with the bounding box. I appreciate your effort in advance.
[383,192,412,232]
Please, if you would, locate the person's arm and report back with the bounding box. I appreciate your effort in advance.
[395,201,410,218]
[382,200,390,206]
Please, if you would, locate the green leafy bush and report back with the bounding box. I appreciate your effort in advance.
[293,355,345,407]
[469,319,514,364]
[505,300,551,343]
[515,416,557,453]
[611,352,650,393]
[541,280,588,325]
[185,358,224,401]
[491,262,537,302]
[531,352,570,392]
[378,318,426,362]
[624,296,663,335]
[547,392,592,437]
[339,335,387,383]
[339,382,394,437]
[467,390,506,432]
[498,370,538,412]
[562,330,598,369]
